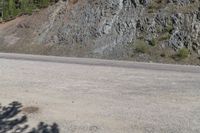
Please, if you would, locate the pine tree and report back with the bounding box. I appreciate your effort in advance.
[0,0,56,21]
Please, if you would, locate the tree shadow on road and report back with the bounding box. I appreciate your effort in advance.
[0,101,59,133]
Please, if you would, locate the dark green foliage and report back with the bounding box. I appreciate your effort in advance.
[149,38,157,46]
[0,0,57,21]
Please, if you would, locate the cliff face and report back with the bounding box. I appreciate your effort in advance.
[36,0,138,57]
[0,0,200,64]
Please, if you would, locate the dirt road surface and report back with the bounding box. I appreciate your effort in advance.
[0,53,200,133]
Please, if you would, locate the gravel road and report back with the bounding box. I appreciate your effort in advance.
[0,53,200,133]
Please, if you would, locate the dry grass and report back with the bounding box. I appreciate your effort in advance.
[166,1,200,14]
[69,0,79,4]
[147,0,168,13]
[22,106,39,114]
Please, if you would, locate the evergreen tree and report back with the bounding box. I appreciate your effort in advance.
[0,0,56,21]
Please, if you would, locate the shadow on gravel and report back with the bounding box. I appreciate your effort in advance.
[0,101,59,133]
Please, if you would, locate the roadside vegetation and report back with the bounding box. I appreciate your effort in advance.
[134,39,149,53]
[125,37,199,65]
[176,48,190,59]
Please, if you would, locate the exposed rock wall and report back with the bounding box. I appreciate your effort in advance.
[36,0,138,57]
[35,0,200,55]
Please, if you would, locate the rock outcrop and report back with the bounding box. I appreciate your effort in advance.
[0,0,200,64]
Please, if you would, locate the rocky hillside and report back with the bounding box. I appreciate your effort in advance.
[0,0,200,65]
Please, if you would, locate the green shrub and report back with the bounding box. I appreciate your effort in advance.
[135,40,149,53]
[149,38,157,46]
[177,48,189,59]
[160,53,166,57]
[165,24,173,33]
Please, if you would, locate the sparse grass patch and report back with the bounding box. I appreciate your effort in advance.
[147,0,167,13]
[147,5,159,13]
[167,1,199,14]
[158,32,171,41]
